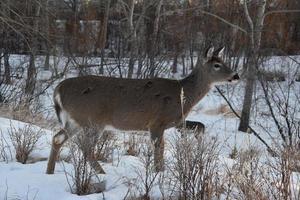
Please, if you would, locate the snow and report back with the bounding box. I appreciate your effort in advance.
[0,55,300,199]
[0,89,257,200]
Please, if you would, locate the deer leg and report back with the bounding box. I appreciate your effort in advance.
[46,129,68,174]
[150,128,165,172]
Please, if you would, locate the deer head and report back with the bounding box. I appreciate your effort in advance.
[201,47,240,85]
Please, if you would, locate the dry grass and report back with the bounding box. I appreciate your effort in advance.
[0,103,56,129]
[166,129,221,200]
[221,144,300,200]
[124,132,148,157]
[204,104,241,118]
[64,127,106,195]
[123,141,160,200]
[94,130,117,162]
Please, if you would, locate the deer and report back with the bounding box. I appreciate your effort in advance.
[46,47,240,174]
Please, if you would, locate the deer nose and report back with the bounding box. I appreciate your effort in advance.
[232,73,240,80]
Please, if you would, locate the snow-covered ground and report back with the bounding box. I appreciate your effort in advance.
[0,88,262,200]
[0,55,299,199]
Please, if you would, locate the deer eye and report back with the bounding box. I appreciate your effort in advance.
[214,64,221,70]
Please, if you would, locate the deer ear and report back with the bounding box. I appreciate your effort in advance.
[214,47,225,58]
[205,47,214,59]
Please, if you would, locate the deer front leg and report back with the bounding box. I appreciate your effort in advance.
[150,128,165,172]
[46,129,68,174]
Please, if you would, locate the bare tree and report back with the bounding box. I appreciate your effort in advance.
[25,0,41,99]
[147,0,163,78]
[239,0,267,132]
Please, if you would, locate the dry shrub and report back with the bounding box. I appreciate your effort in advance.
[258,69,286,82]
[8,123,43,164]
[123,141,160,200]
[94,130,117,162]
[126,134,139,156]
[0,103,52,130]
[223,145,300,200]
[124,133,147,157]
[204,104,241,118]
[224,146,268,200]
[64,127,105,195]
[168,129,221,200]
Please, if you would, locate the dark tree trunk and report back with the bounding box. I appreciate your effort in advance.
[95,0,110,54]
[238,72,255,131]
[127,56,135,78]
[25,54,36,97]
[172,50,178,74]
[44,54,50,70]
[4,53,11,84]
[136,55,143,78]
[238,0,266,132]
[190,45,194,70]
[99,49,104,75]
[181,55,186,76]
[146,0,162,78]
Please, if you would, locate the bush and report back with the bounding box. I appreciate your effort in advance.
[258,69,286,82]
[222,145,300,200]
[64,127,106,195]
[168,129,221,200]
[8,123,42,164]
[94,130,116,162]
[123,140,160,200]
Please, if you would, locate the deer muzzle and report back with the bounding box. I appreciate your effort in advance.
[228,73,240,82]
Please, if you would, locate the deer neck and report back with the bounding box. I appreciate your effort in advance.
[180,67,211,115]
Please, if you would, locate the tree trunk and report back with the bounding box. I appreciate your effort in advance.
[4,53,11,84]
[238,0,266,132]
[238,57,256,131]
[136,54,143,78]
[44,0,50,70]
[99,49,104,75]
[25,54,37,96]
[172,52,178,74]
[25,2,40,99]
[95,0,110,54]
[44,54,50,70]
[127,0,136,78]
[148,0,163,78]
[181,54,186,76]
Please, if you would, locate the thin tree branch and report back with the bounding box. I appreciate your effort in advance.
[263,9,300,20]
[215,86,274,153]
[161,6,248,34]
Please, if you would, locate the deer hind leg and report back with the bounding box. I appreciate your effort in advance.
[46,129,68,174]
[150,128,165,172]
